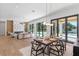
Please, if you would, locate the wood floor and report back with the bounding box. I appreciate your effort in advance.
[0,36,74,56]
[0,36,31,56]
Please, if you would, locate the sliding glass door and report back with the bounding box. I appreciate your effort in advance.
[36,23,40,37]
[39,23,43,37]
[51,20,57,37]
[58,18,66,40]
[36,22,47,38]
[29,24,34,33]
[67,16,77,42]
[51,15,78,43]
[42,23,47,36]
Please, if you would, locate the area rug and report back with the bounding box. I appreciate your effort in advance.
[19,46,31,56]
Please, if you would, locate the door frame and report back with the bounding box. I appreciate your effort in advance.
[0,21,6,36]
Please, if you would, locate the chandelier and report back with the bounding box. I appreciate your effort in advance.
[43,0,53,26]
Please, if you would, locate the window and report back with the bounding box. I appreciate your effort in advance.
[36,22,47,37]
[29,24,34,33]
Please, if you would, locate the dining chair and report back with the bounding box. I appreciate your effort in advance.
[49,40,65,56]
[55,37,66,51]
[31,40,44,56]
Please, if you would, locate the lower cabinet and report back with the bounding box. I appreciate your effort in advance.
[73,45,79,56]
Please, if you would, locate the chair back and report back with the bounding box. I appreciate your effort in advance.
[31,40,42,50]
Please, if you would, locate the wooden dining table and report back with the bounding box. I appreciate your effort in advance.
[34,38,58,56]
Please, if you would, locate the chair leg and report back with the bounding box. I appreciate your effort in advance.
[62,47,64,54]
[42,49,44,56]
[36,51,37,56]
[61,52,64,56]
[30,48,33,56]
[58,52,60,56]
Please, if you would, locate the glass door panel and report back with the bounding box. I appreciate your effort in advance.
[32,24,34,33]
[43,24,47,36]
[36,23,40,37]
[67,16,77,43]
[58,18,66,40]
[39,23,43,37]
[36,22,47,38]
[51,20,57,37]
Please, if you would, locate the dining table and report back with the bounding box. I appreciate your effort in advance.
[34,38,58,56]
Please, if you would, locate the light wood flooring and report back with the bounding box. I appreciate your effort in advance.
[0,36,31,56]
[0,36,74,56]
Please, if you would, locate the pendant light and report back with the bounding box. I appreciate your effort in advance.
[43,0,53,26]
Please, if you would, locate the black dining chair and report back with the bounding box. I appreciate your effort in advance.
[55,37,66,52]
[49,40,65,56]
[31,40,44,56]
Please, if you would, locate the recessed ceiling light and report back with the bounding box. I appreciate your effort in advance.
[32,10,35,13]
[16,5,18,8]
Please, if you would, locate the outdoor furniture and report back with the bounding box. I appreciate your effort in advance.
[31,40,44,56]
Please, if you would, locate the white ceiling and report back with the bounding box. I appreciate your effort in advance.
[0,3,74,22]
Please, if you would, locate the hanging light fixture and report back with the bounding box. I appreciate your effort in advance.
[43,0,53,26]
[20,17,28,25]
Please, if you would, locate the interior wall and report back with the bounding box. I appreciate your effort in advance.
[28,4,79,37]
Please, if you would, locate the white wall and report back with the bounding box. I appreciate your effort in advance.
[28,4,79,36]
